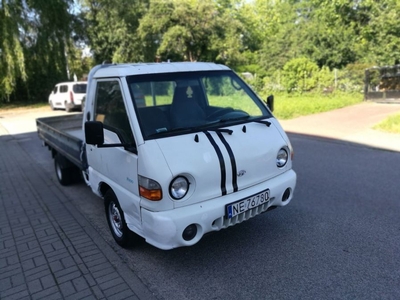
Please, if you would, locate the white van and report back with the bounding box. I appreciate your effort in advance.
[49,81,87,112]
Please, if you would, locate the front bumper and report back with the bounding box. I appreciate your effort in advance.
[139,169,296,250]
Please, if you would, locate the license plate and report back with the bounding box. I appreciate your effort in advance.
[226,189,270,219]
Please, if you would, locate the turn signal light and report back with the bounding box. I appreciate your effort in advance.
[138,175,162,201]
[139,186,162,201]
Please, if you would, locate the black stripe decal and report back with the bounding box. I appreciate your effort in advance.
[204,131,227,196]
[217,132,238,192]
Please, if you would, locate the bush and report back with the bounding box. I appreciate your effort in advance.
[238,60,371,97]
[337,63,373,92]
[281,57,319,92]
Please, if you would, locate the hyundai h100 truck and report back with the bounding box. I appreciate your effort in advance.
[37,62,297,250]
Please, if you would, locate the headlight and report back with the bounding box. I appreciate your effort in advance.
[276,148,288,168]
[170,176,189,199]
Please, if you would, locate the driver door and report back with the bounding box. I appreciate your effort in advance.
[86,79,140,222]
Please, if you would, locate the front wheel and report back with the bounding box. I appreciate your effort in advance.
[104,190,137,248]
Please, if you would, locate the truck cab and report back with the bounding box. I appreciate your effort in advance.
[83,62,296,250]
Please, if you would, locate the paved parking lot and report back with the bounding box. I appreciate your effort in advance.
[0,102,399,299]
[0,109,155,299]
[279,101,400,152]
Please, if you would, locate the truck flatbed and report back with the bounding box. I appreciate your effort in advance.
[36,114,86,170]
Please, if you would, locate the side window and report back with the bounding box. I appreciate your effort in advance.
[94,80,136,147]
[59,85,68,93]
[53,86,58,94]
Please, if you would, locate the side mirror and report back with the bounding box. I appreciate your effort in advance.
[266,95,274,112]
[85,121,104,146]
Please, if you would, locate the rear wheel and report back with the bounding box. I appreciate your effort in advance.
[54,154,76,185]
[104,190,136,248]
[65,102,72,112]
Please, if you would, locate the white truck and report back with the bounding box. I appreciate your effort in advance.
[37,62,297,250]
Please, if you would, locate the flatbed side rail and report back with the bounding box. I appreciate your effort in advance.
[36,114,87,170]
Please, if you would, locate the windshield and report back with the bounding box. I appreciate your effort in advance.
[126,71,271,139]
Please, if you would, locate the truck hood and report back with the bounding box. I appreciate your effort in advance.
[155,120,291,207]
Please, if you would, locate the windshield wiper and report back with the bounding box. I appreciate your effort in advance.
[205,128,233,135]
[219,114,250,123]
[146,126,196,138]
[145,115,271,139]
[254,119,271,127]
[217,114,271,127]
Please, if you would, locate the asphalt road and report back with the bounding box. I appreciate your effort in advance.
[3,109,400,299]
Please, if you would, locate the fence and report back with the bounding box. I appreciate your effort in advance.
[364,65,400,103]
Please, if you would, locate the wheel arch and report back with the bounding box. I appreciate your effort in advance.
[98,182,112,198]
[103,185,138,247]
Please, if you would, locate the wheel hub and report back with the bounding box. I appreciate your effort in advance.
[109,203,123,237]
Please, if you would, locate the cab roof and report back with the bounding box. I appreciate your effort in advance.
[91,62,231,78]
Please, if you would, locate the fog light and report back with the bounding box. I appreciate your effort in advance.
[282,188,291,202]
[182,224,197,241]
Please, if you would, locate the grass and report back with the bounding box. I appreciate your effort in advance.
[373,114,400,134]
[0,101,48,111]
[265,92,364,120]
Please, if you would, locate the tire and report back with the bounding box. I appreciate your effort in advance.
[65,103,72,113]
[54,154,74,185]
[50,101,55,111]
[104,190,136,248]
[81,97,86,112]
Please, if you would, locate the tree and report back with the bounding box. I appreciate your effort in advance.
[3,0,400,103]
[292,0,357,69]
[138,0,245,64]
[243,0,300,74]
[0,0,83,103]
[80,0,149,64]
[355,0,400,65]
[0,0,26,101]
